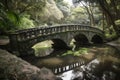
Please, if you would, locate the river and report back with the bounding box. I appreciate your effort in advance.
[56,44,120,80]
[24,43,120,80]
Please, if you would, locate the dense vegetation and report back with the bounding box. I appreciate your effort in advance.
[0,0,120,38]
[0,1,120,80]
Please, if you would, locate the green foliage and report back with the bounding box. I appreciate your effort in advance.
[72,7,85,13]
[33,47,50,56]
[115,20,120,25]
[18,14,35,29]
[0,3,20,32]
[105,32,117,39]
[0,0,46,33]
[72,0,120,36]
[62,48,89,56]
[55,0,63,3]
[64,6,89,24]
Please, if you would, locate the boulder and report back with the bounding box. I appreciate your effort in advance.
[0,49,56,80]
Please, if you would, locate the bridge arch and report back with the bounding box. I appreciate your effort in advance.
[25,32,71,50]
[51,38,70,50]
[74,33,89,45]
[91,34,103,44]
[27,38,70,56]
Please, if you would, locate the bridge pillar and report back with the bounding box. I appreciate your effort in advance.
[73,33,90,49]
[8,33,20,56]
[82,32,97,44]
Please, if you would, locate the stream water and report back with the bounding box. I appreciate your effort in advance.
[32,44,120,80]
[56,45,120,80]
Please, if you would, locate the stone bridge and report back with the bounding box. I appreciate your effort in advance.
[8,24,104,56]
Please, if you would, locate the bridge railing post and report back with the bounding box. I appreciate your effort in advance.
[34,29,40,37]
[56,26,58,32]
[49,28,52,34]
[63,26,66,32]
[59,26,62,32]
[53,27,56,33]
[72,25,74,31]
[79,25,81,30]
[74,25,76,30]
[41,28,44,35]
[52,27,55,33]
[58,26,61,32]
[61,26,64,32]
[69,25,72,31]
[45,28,48,34]
[39,28,42,35]
[43,28,45,35]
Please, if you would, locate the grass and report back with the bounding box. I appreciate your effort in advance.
[62,48,89,56]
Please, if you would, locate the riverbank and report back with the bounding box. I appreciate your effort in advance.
[106,37,120,51]
[21,44,119,74]
[0,38,120,80]
[57,44,120,80]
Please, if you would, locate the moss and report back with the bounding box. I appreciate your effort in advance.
[115,19,120,25]
[62,48,89,56]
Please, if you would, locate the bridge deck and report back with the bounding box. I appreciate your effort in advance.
[9,24,103,42]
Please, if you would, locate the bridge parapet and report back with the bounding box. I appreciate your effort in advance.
[9,24,103,42]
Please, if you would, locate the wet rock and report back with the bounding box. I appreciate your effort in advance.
[55,77,63,80]
[0,49,56,80]
[40,67,56,80]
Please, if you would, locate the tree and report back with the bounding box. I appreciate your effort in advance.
[72,0,97,26]
[64,7,88,24]
[0,1,20,34]
[72,0,120,37]
[97,0,120,36]
[0,0,66,33]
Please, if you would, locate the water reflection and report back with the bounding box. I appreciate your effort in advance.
[57,45,120,80]
[25,44,120,80]
[32,40,54,57]
[34,47,54,57]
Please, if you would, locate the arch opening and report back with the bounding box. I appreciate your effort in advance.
[91,35,103,44]
[74,34,89,45]
[52,39,70,50]
[73,34,89,50]
[31,38,70,57]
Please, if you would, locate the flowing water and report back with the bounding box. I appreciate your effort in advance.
[56,45,120,80]
[31,44,120,80]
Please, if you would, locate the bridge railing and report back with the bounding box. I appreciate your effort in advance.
[9,24,103,42]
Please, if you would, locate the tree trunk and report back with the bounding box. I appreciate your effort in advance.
[0,49,56,80]
[81,2,95,27]
[89,3,95,27]
[102,12,105,31]
[98,0,120,36]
